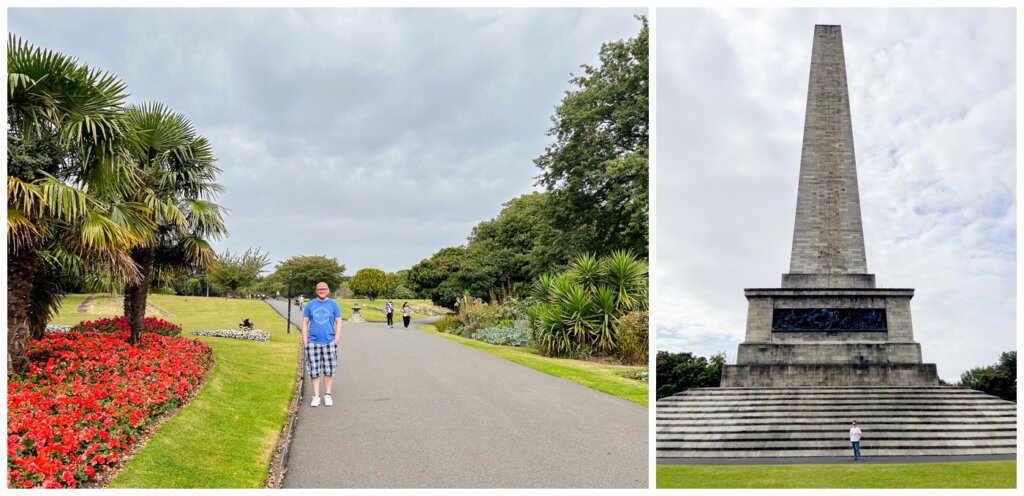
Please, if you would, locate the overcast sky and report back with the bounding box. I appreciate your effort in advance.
[655,8,1016,382]
[8,8,644,274]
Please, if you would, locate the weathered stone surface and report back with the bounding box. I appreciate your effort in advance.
[787,25,870,284]
[721,363,938,387]
[657,387,1016,458]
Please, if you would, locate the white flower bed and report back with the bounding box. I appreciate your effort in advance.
[44,324,73,334]
[191,329,270,342]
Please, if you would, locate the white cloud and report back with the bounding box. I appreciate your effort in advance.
[9,8,644,273]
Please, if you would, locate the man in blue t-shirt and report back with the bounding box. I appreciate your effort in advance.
[302,282,342,407]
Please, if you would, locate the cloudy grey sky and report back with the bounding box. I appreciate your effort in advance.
[8,8,644,273]
[655,8,1016,382]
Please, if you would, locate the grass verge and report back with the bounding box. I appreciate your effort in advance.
[417,324,647,406]
[50,294,298,488]
[333,297,438,323]
[656,461,1017,488]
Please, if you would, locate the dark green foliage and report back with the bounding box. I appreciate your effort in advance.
[616,310,648,366]
[528,250,648,358]
[406,246,494,309]
[959,351,1016,402]
[208,248,269,297]
[656,351,725,399]
[350,268,388,301]
[534,16,649,260]
[433,315,460,334]
[465,192,562,290]
[7,127,65,182]
[385,271,417,299]
[263,255,346,297]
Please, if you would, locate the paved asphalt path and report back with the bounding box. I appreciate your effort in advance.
[658,454,1016,465]
[265,299,647,488]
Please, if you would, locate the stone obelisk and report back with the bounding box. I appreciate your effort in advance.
[720,25,938,387]
[785,24,872,289]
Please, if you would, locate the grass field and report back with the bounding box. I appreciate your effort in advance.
[332,298,439,323]
[50,294,298,488]
[656,461,1017,488]
[417,324,648,406]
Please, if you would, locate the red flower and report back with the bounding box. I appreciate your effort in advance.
[8,323,213,488]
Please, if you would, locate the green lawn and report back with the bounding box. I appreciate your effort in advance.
[50,294,298,488]
[418,324,648,406]
[657,461,1017,488]
[333,297,439,323]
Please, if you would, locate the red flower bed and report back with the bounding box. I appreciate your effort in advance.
[7,328,213,488]
[70,316,182,337]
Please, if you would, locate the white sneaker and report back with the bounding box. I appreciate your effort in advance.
[324,394,333,406]
[310,395,320,407]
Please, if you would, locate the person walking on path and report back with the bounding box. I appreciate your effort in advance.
[297,294,305,310]
[401,302,412,329]
[302,282,342,407]
[850,421,863,461]
[384,300,395,328]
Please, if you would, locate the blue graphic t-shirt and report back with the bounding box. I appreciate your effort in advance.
[303,298,341,344]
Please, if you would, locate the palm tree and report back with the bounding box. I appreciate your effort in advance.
[120,102,227,344]
[8,34,152,374]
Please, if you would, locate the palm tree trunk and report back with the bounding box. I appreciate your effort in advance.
[7,245,38,376]
[123,246,155,345]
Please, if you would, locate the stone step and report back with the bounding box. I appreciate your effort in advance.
[658,424,1015,433]
[669,387,990,396]
[659,405,1011,411]
[657,447,1018,458]
[659,438,1016,449]
[658,411,1015,420]
[659,393,995,401]
[659,395,1011,403]
[656,387,1016,458]
[659,430,1016,441]
[658,418,1014,427]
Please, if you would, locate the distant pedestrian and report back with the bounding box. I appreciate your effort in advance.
[402,302,412,328]
[850,421,863,461]
[298,294,305,310]
[384,300,395,328]
[302,282,342,407]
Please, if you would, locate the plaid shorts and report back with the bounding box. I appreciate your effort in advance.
[305,342,338,378]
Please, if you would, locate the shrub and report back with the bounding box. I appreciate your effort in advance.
[69,316,182,337]
[7,331,213,488]
[433,315,461,334]
[656,351,725,399]
[526,250,648,359]
[470,325,530,347]
[615,311,648,365]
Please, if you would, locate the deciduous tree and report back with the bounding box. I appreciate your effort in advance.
[960,351,1016,402]
[350,268,388,301]
[534,16,648,260]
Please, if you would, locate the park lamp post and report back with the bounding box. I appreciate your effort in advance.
[286,272,292,335]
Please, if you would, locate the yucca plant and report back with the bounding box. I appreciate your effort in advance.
[526,250,648,359]
[603,249,648,313]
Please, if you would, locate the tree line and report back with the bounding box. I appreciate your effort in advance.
[406,17,649,309]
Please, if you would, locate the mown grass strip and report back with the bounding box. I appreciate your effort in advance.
[656,461,1016,489]
[332,297,436,323]
[418,324,648,406]
[51,294,298,488]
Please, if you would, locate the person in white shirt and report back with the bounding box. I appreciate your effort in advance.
[850,421,863,461]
